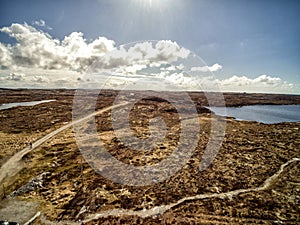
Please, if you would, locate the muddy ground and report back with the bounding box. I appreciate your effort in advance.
[0,89,299,224]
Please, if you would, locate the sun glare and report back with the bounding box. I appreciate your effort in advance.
[135,0,169,10]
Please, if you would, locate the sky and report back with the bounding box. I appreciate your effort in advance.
[0,0,299,93]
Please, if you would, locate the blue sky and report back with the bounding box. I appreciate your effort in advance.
[0,0,299,93]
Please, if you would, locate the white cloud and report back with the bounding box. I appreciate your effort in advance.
[0,68,80,88]
[33,19,45,27]
[153,40,190,61]
[0,23,115,72]
[124,64,147,74]
[6,73,25,81]
[218,74,294,93]
[254,74,282,85]
[32,75,49,83]
[177,64,185,70]
[113,64,147,75]
[0,42,12,69]
[219,74,284,86]
[167,73,189,85]
[0,23,193,89]
[161,65,177,71]
[32,19,52,30]
[159,64,185,73]
[191,63,223,72]
[0,23,190,77]
[99,41,189,69]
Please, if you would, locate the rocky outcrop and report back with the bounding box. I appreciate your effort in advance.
[9,172,50,197]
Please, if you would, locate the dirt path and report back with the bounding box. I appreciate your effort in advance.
[81,157,300,222]
[0,102,128,185]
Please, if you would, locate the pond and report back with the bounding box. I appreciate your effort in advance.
[207,105,300,124]
[0,100,56,110]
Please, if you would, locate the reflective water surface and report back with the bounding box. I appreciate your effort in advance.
[0,100,55,110]
[207,105,300,124]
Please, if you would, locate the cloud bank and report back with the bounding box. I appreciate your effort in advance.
[0,22,115,72]
[0,23,191,73]
[0,22,297,94]
[217,75,294,93]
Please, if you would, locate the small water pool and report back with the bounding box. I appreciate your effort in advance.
[0,100,56,110]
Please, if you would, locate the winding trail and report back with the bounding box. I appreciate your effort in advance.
[82,157,300,222]
[30,157,300,225]
[0,102,128,185]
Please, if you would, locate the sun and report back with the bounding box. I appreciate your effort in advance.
[135,0,169,10]
[146,0,161,7]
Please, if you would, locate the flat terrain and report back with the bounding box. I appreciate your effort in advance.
[0,89,299,224]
